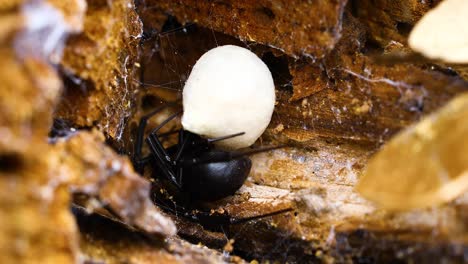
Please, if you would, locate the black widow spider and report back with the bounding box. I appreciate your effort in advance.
[133,21,292,226]
[132,102,282,202]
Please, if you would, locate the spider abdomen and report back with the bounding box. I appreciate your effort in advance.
[181,155,252,201]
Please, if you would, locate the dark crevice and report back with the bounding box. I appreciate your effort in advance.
[360,38,385,56]
[348,0,360,19]
[0,153,23,173]
[261,52,293,92]
[422,64,460,77]
[141,95,164,111]
[72,205,165,247]
[49,118,76,138]
[160,15,184,33]
[256,7,275,20]
[395,21,413,37]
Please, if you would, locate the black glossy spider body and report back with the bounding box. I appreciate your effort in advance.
[133,104,278,201]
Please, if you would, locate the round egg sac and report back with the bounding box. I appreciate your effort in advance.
[181,45,275,149]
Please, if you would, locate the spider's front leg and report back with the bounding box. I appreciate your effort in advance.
[145,110,182,188]
[134,104,167,164]
[132,102,180,176]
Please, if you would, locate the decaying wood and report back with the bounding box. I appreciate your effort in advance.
[138,0,348,59]
[1,0,468,263]
[355,0,442,47]
[55,0,142,140]
[0,1,84,262]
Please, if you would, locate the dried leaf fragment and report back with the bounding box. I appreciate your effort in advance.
[357,92,468,210]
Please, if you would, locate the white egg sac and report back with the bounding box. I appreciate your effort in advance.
[181,45,275,149]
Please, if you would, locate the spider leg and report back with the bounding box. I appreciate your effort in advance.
[146,134,181,188]
[134,103,176,164]
[133,104,180,172]
[147,110,182,163]
[172,130,190,186]
[158,129,181,139]
[232,145,286,158]
[178,145,285,166]
[191,207,293,227]
[144,130,181,169]
[173,132,247,166]
[174,129,191,162]
[133,155,153,173]
[206,132,245,144]
[228,208,293,224]
[145,110,183,188]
